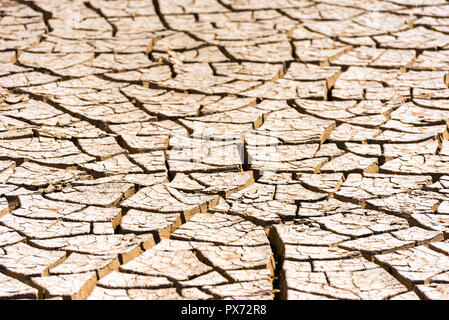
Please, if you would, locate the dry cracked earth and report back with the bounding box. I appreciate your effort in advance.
[3,0,449,301]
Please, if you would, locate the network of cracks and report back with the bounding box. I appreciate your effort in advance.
[2,0,449,300]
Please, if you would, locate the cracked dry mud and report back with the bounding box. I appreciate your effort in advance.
[2,0,449,301]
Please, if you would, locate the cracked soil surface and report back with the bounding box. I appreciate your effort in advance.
[2,0,449,300]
